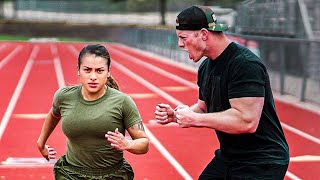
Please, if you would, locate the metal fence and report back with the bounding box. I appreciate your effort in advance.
[236,0,320,39]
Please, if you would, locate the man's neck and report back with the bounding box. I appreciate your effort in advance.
[206,35,231,60]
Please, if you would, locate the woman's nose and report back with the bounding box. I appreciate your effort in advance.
[90,73,97,80]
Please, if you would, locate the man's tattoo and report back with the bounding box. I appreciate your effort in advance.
[130,122,145,131]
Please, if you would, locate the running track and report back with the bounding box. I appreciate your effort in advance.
[0,41,319,179]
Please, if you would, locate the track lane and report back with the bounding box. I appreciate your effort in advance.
[0,43,63,179]
[0,42,319,179]
[0,43,32,123]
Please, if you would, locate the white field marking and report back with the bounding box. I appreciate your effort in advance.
[0,46,39,141]
[68,45,192,180]
[285,171,302,180]
[33,60,53,64]
[161,86,191,92]
[0,164,54,168]
[1,157,56,168]
[0,45,23,70]
[109,47,198,89]
[281,122,320,145]
[290,155,320,162]
[51,44,65,88]
[128,93,158,99]
[68,44,79,55]
[13,113,47,119]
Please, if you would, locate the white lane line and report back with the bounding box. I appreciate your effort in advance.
[281,122,320,145]
[290,155,320,162]
[0,45,39,141]
[0,45,23,70]
[68,45,192,180]
[0,164,53,168]
[51,44,65,88]
[13,113,47,119]
[285,171,302,180]
[144,127,192,180]
[0,156,56,168]
[109,47,198,89]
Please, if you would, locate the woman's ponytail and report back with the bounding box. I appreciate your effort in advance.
[107,74,120,90]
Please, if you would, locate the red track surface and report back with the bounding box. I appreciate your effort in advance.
[0,42,319,180]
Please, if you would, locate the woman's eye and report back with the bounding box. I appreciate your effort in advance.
[97,69,104,73]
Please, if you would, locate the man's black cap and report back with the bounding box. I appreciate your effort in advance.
[176,5,230,31]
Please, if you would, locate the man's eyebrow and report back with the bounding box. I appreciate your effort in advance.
[82,66,106,69]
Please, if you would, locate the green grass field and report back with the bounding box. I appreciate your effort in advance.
[0,34,88,42]
[0,34,30,41]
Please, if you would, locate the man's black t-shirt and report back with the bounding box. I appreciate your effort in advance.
[197,42,289,164]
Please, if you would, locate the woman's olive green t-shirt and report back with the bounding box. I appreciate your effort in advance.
[52,85,142,169]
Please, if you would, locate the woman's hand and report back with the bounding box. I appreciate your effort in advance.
[38,144,57,161]
[105,128,128,151]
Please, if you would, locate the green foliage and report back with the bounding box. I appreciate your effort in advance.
[0,34,30,41]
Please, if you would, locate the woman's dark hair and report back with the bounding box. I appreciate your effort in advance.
[78,44,119,90]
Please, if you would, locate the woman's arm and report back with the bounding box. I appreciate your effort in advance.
[37,108,60,160]
[106,122,149,154]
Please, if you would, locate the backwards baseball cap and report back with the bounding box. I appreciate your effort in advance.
[176,5,230,32]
